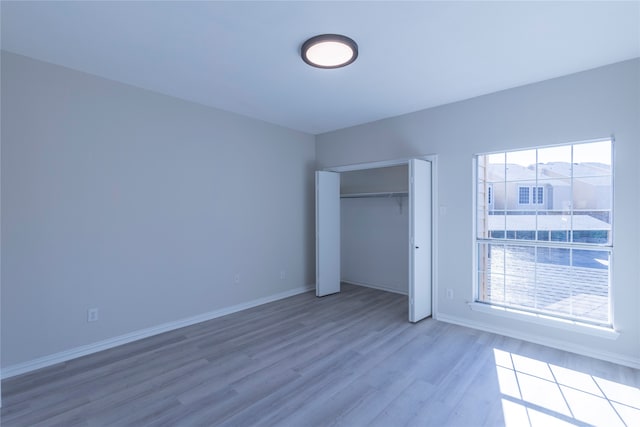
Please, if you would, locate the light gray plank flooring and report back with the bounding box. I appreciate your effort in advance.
[2,284,639,426]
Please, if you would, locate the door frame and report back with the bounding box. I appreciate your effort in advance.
[320,155,439,320]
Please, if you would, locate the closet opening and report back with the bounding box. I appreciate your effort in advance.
[316,158,434,323]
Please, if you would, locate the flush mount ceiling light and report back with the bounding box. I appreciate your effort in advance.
[301,34,358,69]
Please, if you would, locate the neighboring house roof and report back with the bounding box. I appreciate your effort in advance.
[485,162,610,186]
[488,214,611,231]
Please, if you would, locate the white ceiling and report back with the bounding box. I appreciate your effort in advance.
[2,1,639,135]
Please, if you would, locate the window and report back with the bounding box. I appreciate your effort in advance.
[518,186,530,204]
[532,186,544,204]
[517,186,544,205]
[475,139,613,326]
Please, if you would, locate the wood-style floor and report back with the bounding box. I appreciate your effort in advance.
[2,284,639,426]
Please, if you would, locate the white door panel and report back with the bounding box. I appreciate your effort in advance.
[316,171,341,297]
[409,159,432,322]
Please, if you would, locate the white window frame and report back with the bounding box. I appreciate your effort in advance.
[472,138,615,334]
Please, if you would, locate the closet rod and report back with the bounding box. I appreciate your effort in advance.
[340,191,408,199]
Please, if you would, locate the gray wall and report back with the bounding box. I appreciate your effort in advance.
[3,49,638,371]
[317,59,640,366]
[341,197,409,294]
[340,165,409,294]
[339,165,409,294]
[1,52,316,367]
[339,165,408,194]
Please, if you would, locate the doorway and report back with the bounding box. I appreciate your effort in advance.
[315,158,435,323]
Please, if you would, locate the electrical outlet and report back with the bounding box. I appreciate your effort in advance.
[446,289,454,300]
[280,270,286,280]
[234,274,240,284]
[87,308,99,322]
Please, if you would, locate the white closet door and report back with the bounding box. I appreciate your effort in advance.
[316,171,341,297]
[409,159,432,322]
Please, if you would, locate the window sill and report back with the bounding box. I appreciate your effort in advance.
[468,302,619,340]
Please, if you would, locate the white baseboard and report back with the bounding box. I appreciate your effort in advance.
[342,279,408,295]
[436,312,640,370]
[1,284,315,380]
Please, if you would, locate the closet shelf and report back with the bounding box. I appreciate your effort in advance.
[340,191,408,199]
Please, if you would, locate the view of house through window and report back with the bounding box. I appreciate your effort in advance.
[475,139,613,326]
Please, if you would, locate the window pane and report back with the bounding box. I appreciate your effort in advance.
[572,176,611,211]
[573,141,611,178]
[477,243,505,303]
[505,245,536,277]
[505,273,536,309]
[539,162,572,180]
[507,149,536,176]
[571,249,610,323]
[572,176,611,244]
[538,145,572,168]
[503,215,535,241]
[536,246,570,267]
[536,247,572,316]
[484,153,506,180]
[480,272,506,304]
[491,182,506,210]
[484,154,506,212]
[476,243,611,324]
[536,178,572,214]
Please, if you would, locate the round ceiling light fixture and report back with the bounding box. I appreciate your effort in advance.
[301,34,358,69]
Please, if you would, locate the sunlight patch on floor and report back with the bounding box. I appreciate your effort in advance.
[493,348,639,427]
